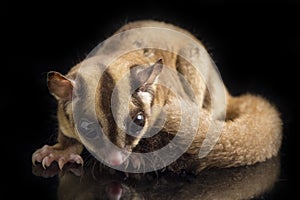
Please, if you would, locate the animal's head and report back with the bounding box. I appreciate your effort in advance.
[47,57,165,167]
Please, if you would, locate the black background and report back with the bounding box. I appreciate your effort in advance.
[3,2,298,199]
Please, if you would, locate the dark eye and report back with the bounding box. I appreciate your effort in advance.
[134,112,145,127]
[128,112,145,135]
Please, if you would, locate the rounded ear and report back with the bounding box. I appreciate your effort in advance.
[47,71,74,100]
[136,58,163,92]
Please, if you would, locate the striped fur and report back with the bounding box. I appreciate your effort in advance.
[32,20,282,173]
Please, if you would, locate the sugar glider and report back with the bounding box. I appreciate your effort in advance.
[32,20,282,174]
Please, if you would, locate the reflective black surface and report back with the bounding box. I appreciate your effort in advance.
[32,156,280,200]
[4,2,297,199]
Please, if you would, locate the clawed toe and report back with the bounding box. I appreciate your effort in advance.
[42,154,58,169]
[57,154,84,170]
[70,154,84,165]
[32,145,51,165]
[32,145,83,170]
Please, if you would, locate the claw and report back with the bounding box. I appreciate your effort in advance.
[58,158,66,170]
[42,156,53,169]
[41,157,48,169]
[32,151,41,165]
[32,153,37,166]
[70,154,84,165]
[31,144,83,170]
[32,145,50,165]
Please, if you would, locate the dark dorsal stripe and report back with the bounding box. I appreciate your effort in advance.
[98,69,119,146]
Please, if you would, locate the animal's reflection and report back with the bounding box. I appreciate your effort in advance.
[32,156,279,200]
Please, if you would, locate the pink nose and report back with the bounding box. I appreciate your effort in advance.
[109,159,123,166]
[108,151,124,166]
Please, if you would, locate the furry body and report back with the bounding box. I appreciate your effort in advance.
[32,20,282,174]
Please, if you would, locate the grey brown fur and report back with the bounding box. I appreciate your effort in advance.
[32,20,282,174]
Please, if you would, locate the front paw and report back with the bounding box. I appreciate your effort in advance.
[32,145,84,170]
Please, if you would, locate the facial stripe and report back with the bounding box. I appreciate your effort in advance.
[94,54,162,151]
[98,70,118,146]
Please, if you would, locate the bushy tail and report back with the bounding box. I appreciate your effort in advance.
[194,93,282,171]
